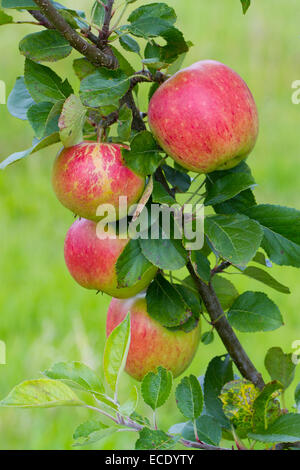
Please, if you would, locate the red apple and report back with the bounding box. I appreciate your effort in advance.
[106,295,201,381]
[64,218,157,298]
[148,60,259,173]
[52,142,145,221]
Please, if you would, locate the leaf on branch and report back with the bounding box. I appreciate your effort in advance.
[205,162,256,206]
[220,379,259,438]
[103,313,131,396]
[43,361,104,394]
[240,0,251,15]
[175,375,203,419]
[140,235,187,271]
[58,94,86,148]
[152,180,175,206]
[0,8,13,24]
[118,385,139,417]
[128,2,176,38]
[203,355,234,428]
[210,275,239,311]
[0,379,82,408]
[73,58,96,81]
[117,104,132,141]
[146,274,192,328]
[119,34,141,55]
[27,100,62,139]
[19,30,72,62]
[24,59,73,104]
[2,0,38,8]
[122,131,163,177]
[205,213,264,268]
[91,0,106,28]
[201,330,214,345]
[191,250,211,283]
[227,291,283,333]
[252,381,283,433]
[141,366,172,410]
[162,164,191,192]
[116,239,157,289]
[241,265,290,294]
[213,188,257,215]
[249,413,300,443]
[80,68,130,108]
[246,204,300,268]
[73,419,119,447]
[135,427,179,450]
[264,347,296,390]
[0,132,60,170]
[181,415,222,446]
[7,76,35,120]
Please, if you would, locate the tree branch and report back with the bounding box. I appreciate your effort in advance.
[33,0,118,69]
[187,260,265,390]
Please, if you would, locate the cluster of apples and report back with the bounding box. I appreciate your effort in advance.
[52,60,258,381]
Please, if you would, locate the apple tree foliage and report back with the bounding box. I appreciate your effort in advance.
[1,0,300,451]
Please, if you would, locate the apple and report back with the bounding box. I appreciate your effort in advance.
[64,218,157,298]
[106,295,201,381]
[148,60,259,173]
[52,141,145,221]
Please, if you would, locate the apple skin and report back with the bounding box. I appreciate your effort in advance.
[148,60,259,173]
[64,218,157,298]
[106,295,201,381]
[52,141,145,221]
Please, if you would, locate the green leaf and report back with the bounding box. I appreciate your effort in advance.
[119,34,140,54]
[204,355,234,428]
[252,381,283,433]
[110,45,136,77]
[73,419,118,447]
[0,379,82,408]
[0,132,60,170]
[146,274,191,328]
[2,0,38,8]
[7,76,35,120]
[175,375,203,419]
[43,361,104,394]
[122,131,162,177]
[265,347,296,390]
[201,331,214,345]
[118,385,138,417]
[220,379,259,437]
[80,68,130,108]
[141,366,172,410]
[246,205,300,268]
[152,180,175,206]
[91,0,106,27]
[27,101,60,139]
[135,428,179,450]
[128,2,176,39]
[241,266,290,294]
[117,104,132,141]
[227,291,283,333]
[103,313,131,395]
[73,58,96,81]
[139,236,187,271]
[210,275,239,311]
[252,251,271,267]
[19,30,72,62]
[58,94,86,148]
[116,239,157,288]
[0,8,13,24]
[214,188,256,215]
[240,0,251,15]
[191,251,211,283]
[205,213,263,268]
[249,413,300,443]
[181,415,222,446]
[205,164,256,206]
[162,164,191,192]
[24,59,73,103]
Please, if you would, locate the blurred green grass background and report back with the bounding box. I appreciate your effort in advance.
[0,0,300,449]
